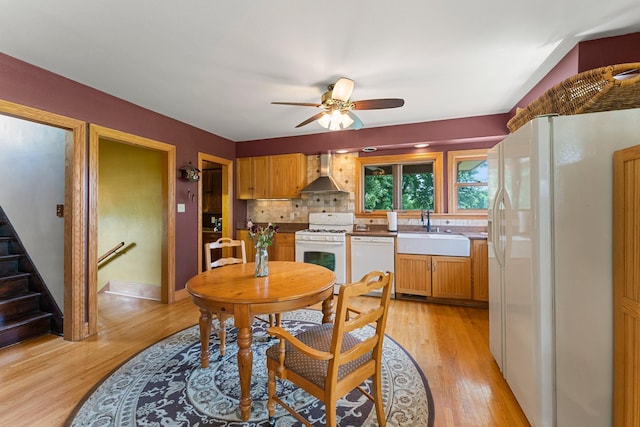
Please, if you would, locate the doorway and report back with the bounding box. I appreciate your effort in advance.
[89,125,176,333]
[0,99,87,341]
[197,153,233,273]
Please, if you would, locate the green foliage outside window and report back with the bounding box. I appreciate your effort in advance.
[364,174,393,210]
[456,160,488,210]
[401,172,433,210]
[363,163,434,211]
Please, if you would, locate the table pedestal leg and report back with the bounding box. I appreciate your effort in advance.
[322,294,335,324]
[236,310,253,420]
[198,309,212,368]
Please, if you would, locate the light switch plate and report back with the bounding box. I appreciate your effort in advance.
[177,203,185,213]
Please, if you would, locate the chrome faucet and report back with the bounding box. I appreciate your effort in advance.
[421,209,432,232]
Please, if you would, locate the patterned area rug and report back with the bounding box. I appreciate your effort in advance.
[68,309,434,426]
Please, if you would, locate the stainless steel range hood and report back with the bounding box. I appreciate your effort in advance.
[299,153,348,194]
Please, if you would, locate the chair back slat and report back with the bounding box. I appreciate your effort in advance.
[204,237,246,270]
[329,270,393,371]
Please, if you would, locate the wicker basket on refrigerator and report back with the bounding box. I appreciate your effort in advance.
[507,62,640,132]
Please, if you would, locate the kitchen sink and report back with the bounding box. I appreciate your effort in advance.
[396,232,470,256]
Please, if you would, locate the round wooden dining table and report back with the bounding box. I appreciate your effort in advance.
[185,261,336,421]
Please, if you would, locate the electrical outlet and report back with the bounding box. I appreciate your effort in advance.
[56,204,64,217]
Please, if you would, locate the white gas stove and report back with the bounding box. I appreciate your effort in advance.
[295,213,354,288]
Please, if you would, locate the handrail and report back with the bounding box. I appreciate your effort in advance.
[98,241,125,264]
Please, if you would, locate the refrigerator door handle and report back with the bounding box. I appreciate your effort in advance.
[501,189,513,261]
[491,187,507,269]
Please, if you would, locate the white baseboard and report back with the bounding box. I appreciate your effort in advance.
[101,280,161,301]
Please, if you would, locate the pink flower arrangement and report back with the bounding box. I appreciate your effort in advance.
[247,221,279,248]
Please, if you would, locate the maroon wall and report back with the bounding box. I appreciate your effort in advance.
[0,53,235,291]
[236,113,510,157]
[578,32,640,71]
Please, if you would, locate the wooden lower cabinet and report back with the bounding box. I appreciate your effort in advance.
[396,253,471,300]
[272,233,295,261]
[471,239,489,301]
[236,230,294,262]
[395,254,431,296]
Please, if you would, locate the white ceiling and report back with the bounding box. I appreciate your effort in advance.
[1,1,639,142]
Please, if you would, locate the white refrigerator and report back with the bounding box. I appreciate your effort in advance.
[488,108,640,427]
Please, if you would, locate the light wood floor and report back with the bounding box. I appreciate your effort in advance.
[0,293,530,426]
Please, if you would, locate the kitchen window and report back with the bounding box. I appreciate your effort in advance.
[356,153,443,214]
[448,149,488,213]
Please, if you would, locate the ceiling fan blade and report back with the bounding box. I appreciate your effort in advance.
[346,111,364,130]
[332,77,355,102]
[272,101,322,107]
[352,98,405,110]
[295,111,326,128]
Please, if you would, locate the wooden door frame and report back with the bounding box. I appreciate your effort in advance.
[197,153,233,273]
[0,99,88,341]
[88,125,176,334]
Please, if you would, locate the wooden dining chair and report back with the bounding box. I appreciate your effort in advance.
[204,237,276,358]
[265,270,393,427]
[204,237,246,358]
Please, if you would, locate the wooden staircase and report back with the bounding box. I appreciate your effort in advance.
[0,207,63,348]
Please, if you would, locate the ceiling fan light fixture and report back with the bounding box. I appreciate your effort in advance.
[319,110,354,131]
[340,112,354,128]
[317,112,331,128]
[331,77,355,102]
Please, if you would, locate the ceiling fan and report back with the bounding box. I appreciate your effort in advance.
[272,77,404,131]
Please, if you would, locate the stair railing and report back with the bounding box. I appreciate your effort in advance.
[98,241,125,265]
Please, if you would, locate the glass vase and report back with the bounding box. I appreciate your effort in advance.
[255,246,269,277]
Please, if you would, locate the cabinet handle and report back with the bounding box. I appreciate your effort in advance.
[432,262,436,272]
[427,262,432,271]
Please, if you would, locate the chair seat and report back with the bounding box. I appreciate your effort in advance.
[266,323,372,388]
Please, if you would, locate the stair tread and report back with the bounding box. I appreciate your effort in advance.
[0,311,52,330]
[0,291,39,304]
[0,272,30,281]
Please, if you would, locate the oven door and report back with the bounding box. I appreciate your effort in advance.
[295,239,346,289]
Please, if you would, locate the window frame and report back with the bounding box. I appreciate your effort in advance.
[355,152,443,216]
[447,148,488,214]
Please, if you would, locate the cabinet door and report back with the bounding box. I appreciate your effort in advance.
[431,256,471,299]
[236,158,254,199]
[272,233,295,261]
[471,239,489,301]
[395,254,431,296]
[236,156,269,199]
[268,153,306,199]
[252,156,269,199]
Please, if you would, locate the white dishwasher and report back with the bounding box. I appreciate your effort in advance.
[350,235,395,297]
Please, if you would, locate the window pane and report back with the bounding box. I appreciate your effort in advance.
[457,160,487,184]
[401,163,434,210]
[364,165,393,210]
[457,185,488,209]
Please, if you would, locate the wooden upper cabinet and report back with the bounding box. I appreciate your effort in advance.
[237,153,306,199]
[268,153,307,199]
[236,156,269,199]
